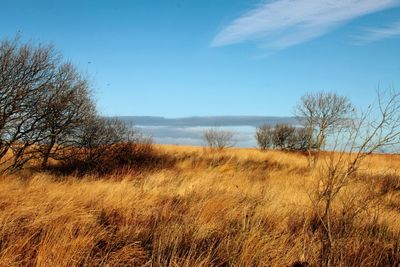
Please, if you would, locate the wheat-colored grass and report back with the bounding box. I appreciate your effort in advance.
[0,145,399,266]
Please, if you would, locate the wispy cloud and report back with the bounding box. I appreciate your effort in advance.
[354,21,400,44]
[211,0,400,50]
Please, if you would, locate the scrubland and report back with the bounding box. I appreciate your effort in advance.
[0,145,400,266]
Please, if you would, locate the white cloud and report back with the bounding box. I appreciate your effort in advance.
[211,0,400,50]
[355,21,400,44]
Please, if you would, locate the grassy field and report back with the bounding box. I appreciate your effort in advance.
[0,145,399,266]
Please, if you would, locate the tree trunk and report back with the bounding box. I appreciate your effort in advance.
[41,138,56,169]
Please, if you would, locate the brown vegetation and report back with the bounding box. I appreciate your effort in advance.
[0,145,399,266]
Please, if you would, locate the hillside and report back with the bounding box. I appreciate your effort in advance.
[0,145,399,266]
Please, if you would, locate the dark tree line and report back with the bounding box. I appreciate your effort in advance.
[0,38,150,174]
[256,123,315,151]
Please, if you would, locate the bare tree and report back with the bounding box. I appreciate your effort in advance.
[0,37,154,174]
[255,124,273,150]
[257,124,314,152]
[72,116,127,167]
[37,63,94,168]
[203,127,235,150]
[308,89,400,266]
[272,124,295,150]
[295,92,354,167]
[0,38,61,172]
[0,38,100,173]
[287,127,315,151]
[70,115,155,173]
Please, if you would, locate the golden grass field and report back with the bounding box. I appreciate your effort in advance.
[0,145,399,266]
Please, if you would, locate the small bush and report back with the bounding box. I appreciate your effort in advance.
[255,124,273,150]
[203,127,236,150]
[52,142,173,176]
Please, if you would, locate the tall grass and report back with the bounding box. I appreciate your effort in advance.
[0,145,399,266]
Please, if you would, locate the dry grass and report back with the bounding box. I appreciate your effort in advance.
[0,145,400,266]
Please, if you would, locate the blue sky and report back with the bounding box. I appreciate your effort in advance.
[2,0,400,117]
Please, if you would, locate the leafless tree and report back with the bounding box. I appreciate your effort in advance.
[52,113,154,174]
[0,37,154,174]
[203,127,235,150]
[287,127,315,151]
[0,38,61,172]
[0,38,100,172]
[295,92,354,167]
[37,64,95,168]
[257,124,314,152]
[308,89,400,266]
[272,124,295,150]
[72,116,126,167]
[255,124,273,150]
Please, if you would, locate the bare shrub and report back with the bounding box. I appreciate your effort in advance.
[203,127,235,150]
[75,116,127,164]
[288,127,315,151]
[255,124,273,150]
[68,116,133,171]
[295,92,354,166]
[256,124,315,152]
[272,124,295,150]
[51,115,162,175]
[308,89,400,266]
